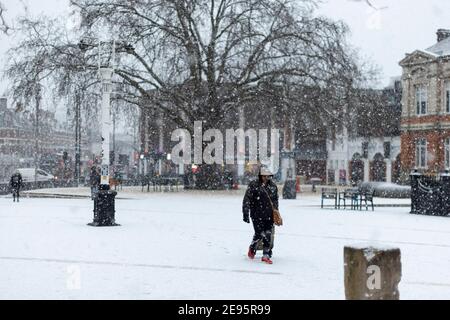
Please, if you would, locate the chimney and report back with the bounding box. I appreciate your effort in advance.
[437,29,450,42]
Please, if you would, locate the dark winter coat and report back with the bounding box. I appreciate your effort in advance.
[89,169,100,187]
[10,173,23,190]
[243,179,279,222]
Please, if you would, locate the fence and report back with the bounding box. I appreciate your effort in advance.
[410,171,450,216]
[140,176,183,192]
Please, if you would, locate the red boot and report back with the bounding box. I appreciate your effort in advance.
[262,256,273,264]
[248,247,256,260]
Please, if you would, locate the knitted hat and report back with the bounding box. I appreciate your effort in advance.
[259,166,273,176]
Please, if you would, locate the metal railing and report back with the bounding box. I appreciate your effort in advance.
[410,171,450,216]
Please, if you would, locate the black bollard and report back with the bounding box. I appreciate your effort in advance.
[88,186,119,227]
[409,170,421,215]
[283,179,297,199]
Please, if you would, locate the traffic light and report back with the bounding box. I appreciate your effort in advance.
[110,151,115,165]
[63,151,68,162]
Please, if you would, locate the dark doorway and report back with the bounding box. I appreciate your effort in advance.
[350,153,364,185]
[371,153,386,182]
[392,153,402,184]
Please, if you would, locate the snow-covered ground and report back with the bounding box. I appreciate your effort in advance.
[1,189,449,300]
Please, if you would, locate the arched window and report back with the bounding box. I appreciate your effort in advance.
[350,153,364,185]
[372,153,386,182]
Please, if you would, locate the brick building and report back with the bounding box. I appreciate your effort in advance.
[399,29,450,175]
[0,98,90,181]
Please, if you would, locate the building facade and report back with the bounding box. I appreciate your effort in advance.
[327,135,401,185]
[399,29,450,175]
[326,80,402,185]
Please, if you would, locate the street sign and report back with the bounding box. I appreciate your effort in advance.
[101,164,109,185]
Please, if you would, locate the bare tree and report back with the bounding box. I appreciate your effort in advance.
[68,0,358,128]
[0,0,31,34]
[5,0,370,188]
[348,0,388,11]
[0,2,10,34]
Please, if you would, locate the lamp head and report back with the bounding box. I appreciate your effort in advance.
[99,68,114,81]
[125,44,135,54]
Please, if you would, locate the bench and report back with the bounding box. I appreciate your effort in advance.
[338,189,360,210]
[141,175,150,192]
[142,176,182,192]
[321,188,338,209]
[359,190,375,211]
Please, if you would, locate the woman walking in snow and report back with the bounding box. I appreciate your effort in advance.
[242,166,279,264]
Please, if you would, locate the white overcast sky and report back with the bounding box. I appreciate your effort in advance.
[0,0,449,96]
[317,0,450,86]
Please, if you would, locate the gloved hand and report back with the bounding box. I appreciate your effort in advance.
[243,215,250,224]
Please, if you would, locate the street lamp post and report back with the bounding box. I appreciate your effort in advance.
[74,89,81,187]
[34,83,41,188]
[99,67,113,189]
[80,38,134,227]
[113,106,116,167]
[87,65,119,227]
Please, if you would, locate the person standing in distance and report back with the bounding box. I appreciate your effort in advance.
[89,166,101,200]
[10,170,23,202]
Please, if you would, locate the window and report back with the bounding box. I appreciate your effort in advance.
[445,138,450,169]
[38,170,48,176]
[415,86,428,115]
[415,138,427,168]
[445,82,450,113]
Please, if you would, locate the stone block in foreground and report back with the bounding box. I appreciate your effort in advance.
[344,245,401,300]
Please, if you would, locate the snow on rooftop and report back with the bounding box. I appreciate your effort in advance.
[425,36,450,57]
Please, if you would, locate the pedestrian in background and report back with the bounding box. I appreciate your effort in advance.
[10,170,23,203]
[89,166,100,200]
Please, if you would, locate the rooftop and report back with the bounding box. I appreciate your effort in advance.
[425,36,450,56]
[425,29,450,57]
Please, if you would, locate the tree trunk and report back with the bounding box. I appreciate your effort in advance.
[192,117,226,190]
